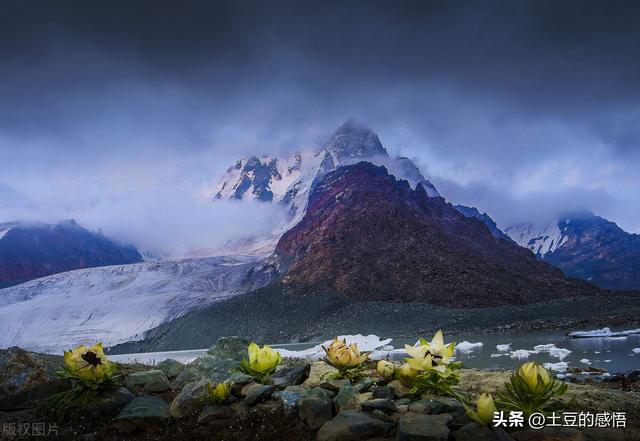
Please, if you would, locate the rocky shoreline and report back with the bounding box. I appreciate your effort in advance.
[2,337,639,441]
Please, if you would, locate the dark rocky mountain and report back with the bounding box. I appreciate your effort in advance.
[0,220,143,288]
[275,162,601,307]
[454,204,511,241]
[508,212,640,291]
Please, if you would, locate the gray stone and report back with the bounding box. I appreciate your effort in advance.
[169,379,208,418]
[361,398,398,415]
[268,362,311,388]
[273,385,308,417]
[172,354,239,389]
[372,386,394,400]
[397,413,452,441]
[207,336,251,360]
[155,359,184,379]
[370,409,393,423]
[407,399,436,414]
[197,404,234,424]
[396,398,411,406]
[127,370,171,393]
[244,384,274,406]
[319,379,351,392]
[85,387,134,417]
[115,395,169,433]
[353,377,373,392]
[316,410,395,441]
[0,347,70,410]
[298,397,333,430]
[334,384,359,413]
[420,395,464,414]
[308,386,335,400]
[388,380,414,398]
[452,423,505,441]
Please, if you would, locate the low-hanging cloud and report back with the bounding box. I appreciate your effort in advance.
[1,0,639,242]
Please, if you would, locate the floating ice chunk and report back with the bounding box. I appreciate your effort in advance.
[543,361,569,372]
[490,354,504,358]
[604,359,611,362]
[496,344,512,351]
[606,336,627,340]
[632,348,640,354]
[569,327,640,338]
[456,341,483,353]
[278,334,393,359]
[533,344,571,360]
[510,349,536,359]
[580,358,590,364]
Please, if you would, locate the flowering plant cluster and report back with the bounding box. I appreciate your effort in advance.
[321,337,370,380]
[239,342,282,383]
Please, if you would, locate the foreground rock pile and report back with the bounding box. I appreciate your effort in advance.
[1,339,639,440]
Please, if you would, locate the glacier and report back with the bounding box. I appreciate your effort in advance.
[0,255,276,353]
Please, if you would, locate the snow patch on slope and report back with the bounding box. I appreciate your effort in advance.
[505,221,568,257]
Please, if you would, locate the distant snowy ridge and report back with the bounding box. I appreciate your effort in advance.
[505,221,568,257]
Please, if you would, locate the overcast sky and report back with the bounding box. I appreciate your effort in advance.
[1,0,639,252]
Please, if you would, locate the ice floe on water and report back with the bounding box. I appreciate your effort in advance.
[568,327,640,338]
[534,344,572,360]
[632,348,640,354]
[278,334,393,360]
[496,343,511,351]
[543,361,569,372]
[509,349,536,359]
[456,341,483,353]
[580,358,590,364]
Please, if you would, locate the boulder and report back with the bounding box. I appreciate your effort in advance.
[127,370,171,393]
[333,384,359,413]
[268,362,311,388]
[298,397,333,430]
[273,385,308,417]
[353,377,373,392]
[319,379,351,392]
[155,359,184,379]
[173,336,249,389]
[308,386,335,400]
[197,404,234,424]
[0,347,70,410]
[408,399,437,414]
[397,413,452,441]
[511,428,584,441]
[361,398,397,415]
[207,336,251,359]
[420,395,464,414]
[115,395,169,433]
[85,387,134,417]
[388,380,414,399]
[452,422,509,441]
[244,384,274,406]
[372,386,394,400]
[169,379,208,418]
[316,410,395,441]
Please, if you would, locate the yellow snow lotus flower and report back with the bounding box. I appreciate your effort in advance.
[406,353,447,374]
[323,338,369,370]
[419,330,455,362]
[245,342,281,376]
[476,393,497,425]
[206,380,233,404]
[517,362,551,393]
[376,360,395,380]
[396,362,418,384]
[63,343,115,384]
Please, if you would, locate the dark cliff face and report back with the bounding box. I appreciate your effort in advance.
[0,220,143,288]
[544,213,640,291]
[454,204,512,241]
[275,162,601,307]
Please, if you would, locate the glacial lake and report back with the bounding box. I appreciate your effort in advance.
[109,330,640,374]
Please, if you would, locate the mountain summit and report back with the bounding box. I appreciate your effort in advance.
[276,162,601,307]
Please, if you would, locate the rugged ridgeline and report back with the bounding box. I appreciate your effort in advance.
[0,219,142,288]
[213,120,440,223]
[453,204,512,241]
[506,212,640,291]
[275,162,600,307]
